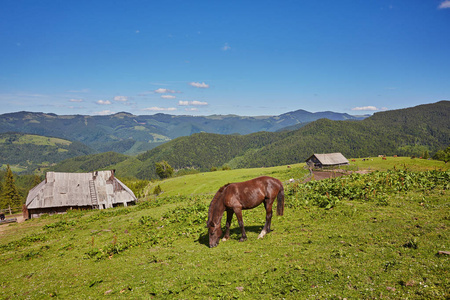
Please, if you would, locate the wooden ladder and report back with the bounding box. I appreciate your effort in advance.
[89,180,99,209]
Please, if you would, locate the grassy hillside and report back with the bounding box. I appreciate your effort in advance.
[145,156,450,198]
[0,132,94,173]
[1,159,448,299]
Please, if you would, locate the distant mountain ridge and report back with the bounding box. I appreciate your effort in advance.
[49,101,450,179]
[0,109,367,154]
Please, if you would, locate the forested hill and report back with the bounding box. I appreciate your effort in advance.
[229,100,450,168]
[51,101,449,179]
[0,109,365,155]
[0,133,94,172]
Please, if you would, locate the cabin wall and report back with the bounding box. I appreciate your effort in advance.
[28,206,92,219]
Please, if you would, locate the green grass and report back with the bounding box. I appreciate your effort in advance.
[1,158,449,299]
[348,156,449,172]
[147,157,449,198]
[147,163,309,198]
[0,134,71,146]
[1,164,28,173]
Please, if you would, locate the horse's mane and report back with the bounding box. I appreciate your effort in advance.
[208,183,231,222]
[211,183,230,205]
[218,183,231,193]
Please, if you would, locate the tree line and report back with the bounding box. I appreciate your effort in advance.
[0,165,41,212]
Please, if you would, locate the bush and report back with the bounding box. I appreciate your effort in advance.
[155,161,174,179]
[153,185,162,195]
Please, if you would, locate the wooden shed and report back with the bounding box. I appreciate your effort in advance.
[25,170,137,219]
[306,153,349,169]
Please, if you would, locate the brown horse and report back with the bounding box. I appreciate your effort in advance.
[207,176,284,248]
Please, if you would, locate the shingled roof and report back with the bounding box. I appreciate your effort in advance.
[306,153,349,167]
[26,170,136,218]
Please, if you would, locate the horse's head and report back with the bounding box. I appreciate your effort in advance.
[207,183,229,248]
[207,219,222,248]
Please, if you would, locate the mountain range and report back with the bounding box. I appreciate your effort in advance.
[1,101,448,178]
[53,101,450,179]
[0,109,367,155]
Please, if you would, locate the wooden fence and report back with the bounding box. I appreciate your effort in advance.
[0,205,23,215]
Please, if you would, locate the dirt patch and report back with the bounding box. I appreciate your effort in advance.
[301,170,347,183]
[0,214,24,235]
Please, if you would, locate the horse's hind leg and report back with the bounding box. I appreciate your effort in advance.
[234,208,247,242]
[258,200,273,239]
[222,208,234,242]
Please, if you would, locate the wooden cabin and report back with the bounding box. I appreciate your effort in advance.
[306,153,349,169]
[25,170,137,219]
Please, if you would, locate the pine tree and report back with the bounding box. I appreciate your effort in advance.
[32,174,42,188]
[1,165,21,212]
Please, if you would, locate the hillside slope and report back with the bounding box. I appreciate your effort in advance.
[1,166,449,299]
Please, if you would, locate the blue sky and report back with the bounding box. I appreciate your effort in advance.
[1,0,449,116]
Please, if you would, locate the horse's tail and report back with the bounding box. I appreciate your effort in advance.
[276,184,284,216]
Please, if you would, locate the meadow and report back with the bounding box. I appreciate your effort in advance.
[0,157,449,299]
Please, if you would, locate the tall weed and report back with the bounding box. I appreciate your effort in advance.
[286,170,449,209]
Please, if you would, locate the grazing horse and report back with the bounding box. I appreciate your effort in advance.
[207,176,284,248]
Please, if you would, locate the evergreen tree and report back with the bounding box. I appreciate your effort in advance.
[153,184,162,195]
[1,165,21,210]
[32,174,42,188]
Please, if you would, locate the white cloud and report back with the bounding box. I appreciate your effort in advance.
[96,100,112,105]
[69,99,83,103]
[189,82,209,88]
[178,100,208,106]
[439,0,450,9]
[351,106,388,111]
[191,100,208,106]
[222,43,231,51]
[155,88,177,94]
[114,96,128,102]
[185,108,198,111]
[161,95,176,99]
[94,110,114,115]
[142,107,177,112]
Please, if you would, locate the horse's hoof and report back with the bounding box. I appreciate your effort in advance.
[258,230,267,239]
[221,237,229,242]
[239,238,247,242]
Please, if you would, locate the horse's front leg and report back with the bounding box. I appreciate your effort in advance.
[234,208,247,242]
[222,208,234,242]
[258,201,273,239]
